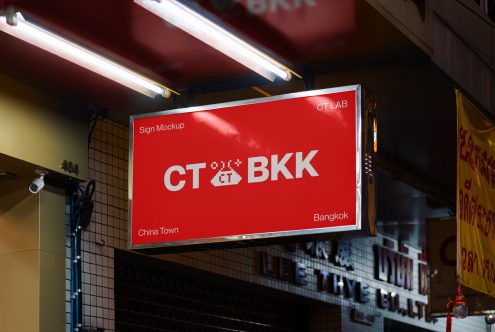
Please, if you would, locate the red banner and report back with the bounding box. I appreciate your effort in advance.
[130,86,367,249]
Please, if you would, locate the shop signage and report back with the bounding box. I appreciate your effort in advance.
[375,244,413,290]
[130,85,375,249]
[456,91,495,297]
[305,240,354,270]
[418,262,429,296]
[332,240,354,271]
[305,241,328,259]
[261,252,307,286]
[261,251,370,303]
[260,239,436,323]
[374,242,435,322]
[315,269,370,303]
[376,289,431,321]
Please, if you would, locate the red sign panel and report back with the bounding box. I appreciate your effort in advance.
[130,85,365,249]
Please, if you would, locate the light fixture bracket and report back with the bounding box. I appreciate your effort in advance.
[4,7,18,26]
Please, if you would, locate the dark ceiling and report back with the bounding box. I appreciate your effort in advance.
[0,0,424,122]
[0,0,457,248]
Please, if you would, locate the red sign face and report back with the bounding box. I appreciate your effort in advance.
[130,86,362,249]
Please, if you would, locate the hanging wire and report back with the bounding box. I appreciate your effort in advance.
[69,184,83,331]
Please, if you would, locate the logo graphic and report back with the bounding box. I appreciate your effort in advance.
[163,150,319,192]
[210,159,242,187]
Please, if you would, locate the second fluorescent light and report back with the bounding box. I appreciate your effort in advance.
[0,11,173,98]
[134,0,294,82]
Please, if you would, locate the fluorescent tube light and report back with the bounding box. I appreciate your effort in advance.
[134,0,294,82]
[0,11,173,98]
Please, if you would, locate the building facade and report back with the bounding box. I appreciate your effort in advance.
[0,0,494,331]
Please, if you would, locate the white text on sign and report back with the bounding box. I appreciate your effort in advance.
[163,150,319,192]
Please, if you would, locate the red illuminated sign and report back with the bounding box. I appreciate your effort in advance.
[129,85,374,249]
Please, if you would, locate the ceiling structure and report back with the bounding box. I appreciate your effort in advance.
[0,0,458,248]
[0,0,424,120]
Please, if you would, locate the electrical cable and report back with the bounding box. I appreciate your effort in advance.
[68,180,96,331]
[88,107,107,149]
[69,185,81,331]
[72,180,96,229]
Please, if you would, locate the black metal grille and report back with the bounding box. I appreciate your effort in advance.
[115,251,308,332]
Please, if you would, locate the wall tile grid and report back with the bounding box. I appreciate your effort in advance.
[65,119,487,332]
[65,119,128,332]
[159,239,432,332]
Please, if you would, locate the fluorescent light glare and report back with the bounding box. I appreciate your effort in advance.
[134,0,292,82]
[0,12,172,98]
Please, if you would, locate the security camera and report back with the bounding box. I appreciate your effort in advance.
[486,313,495,325]
[29,170,48,194]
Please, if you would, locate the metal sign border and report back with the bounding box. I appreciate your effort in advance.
[128,84,362,250]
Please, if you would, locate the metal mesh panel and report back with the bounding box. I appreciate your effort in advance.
[115,255,308,332]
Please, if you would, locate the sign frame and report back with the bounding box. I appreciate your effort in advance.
[128,85,376,251]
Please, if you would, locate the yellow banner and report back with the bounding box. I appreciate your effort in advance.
[457,91,495,297]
